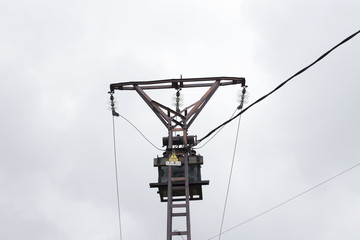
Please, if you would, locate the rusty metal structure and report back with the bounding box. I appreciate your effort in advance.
[109,77,246,240]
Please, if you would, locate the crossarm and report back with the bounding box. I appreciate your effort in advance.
[110,77,245,92]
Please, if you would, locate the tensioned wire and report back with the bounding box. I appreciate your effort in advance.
[193,107,238,150]
[217,86,247,240]
[111,115,123,240]
[218,107,243,240]
[208,160,360,239]
[199,30,360,143]
[117,113,164,151]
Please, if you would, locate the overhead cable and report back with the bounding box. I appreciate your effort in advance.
[194,107,238,149]
[218,87,247,240]
[111,114,123,240]
[109,93,164,151]
[117,113,164,151]
[199,30,360,143]
[208,160,360,240]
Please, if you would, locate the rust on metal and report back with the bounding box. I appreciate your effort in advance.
[110,76,245,91]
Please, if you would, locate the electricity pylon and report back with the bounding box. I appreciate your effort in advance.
[109,77,246,240]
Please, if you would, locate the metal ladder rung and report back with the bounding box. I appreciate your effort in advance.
[171,231,187,236]
[171,197,186,202]
[172,204,186,208]
[167,154,191,239]
[172,212,187,217]
[171,177,185,181]
[172,186,185,190]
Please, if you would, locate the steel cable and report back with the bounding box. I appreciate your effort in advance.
[199,30,360,143]
[208,161,360,239]
[111,115,123,240]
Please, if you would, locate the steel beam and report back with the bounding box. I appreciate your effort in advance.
[133,85,170,128]
[110,76,245,91]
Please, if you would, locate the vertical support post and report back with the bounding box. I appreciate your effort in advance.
[183,128,191,240]
[166,126,192,240]
[167,127,173,240]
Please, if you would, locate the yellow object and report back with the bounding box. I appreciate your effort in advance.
[169,153,178,162]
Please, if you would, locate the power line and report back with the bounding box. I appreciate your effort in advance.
[218,87,247,240]
[117,112,164,151]
[111,115,123,240]
[199,30,360,143]
[109,93,164,151]
[208,160,360,240]
[218,110,243,240]
[195,87,248,149]
[194,107,238,149]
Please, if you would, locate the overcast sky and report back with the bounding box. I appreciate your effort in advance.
[1,0,360,239]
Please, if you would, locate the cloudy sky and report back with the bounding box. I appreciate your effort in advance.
[1,0,359,239]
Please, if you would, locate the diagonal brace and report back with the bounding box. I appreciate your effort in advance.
[185,80,221,128]
[134,85,170,128]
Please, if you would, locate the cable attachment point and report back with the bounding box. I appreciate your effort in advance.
[237,85,248,110]
[172,89,183,113]
[109,92,120,117]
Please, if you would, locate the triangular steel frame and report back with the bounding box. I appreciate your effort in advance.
[110,77,246,129]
